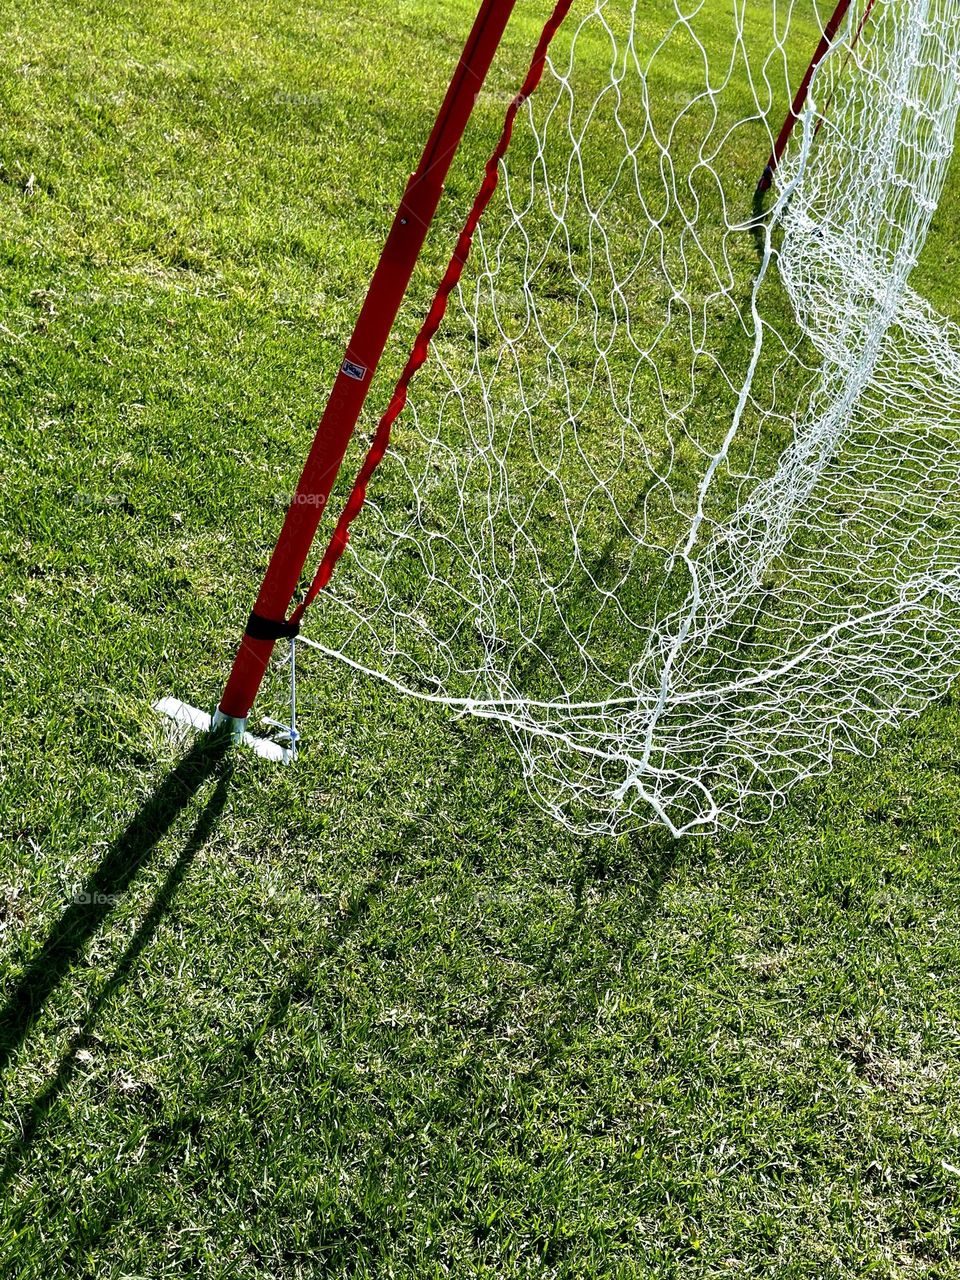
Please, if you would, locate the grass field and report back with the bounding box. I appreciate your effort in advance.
[2,0,960,1275]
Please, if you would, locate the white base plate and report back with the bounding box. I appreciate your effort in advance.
[153,697,293,763]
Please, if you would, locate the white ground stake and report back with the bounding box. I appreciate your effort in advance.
[154,640,301,764]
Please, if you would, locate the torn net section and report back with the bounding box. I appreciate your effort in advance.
[302,0,960,835]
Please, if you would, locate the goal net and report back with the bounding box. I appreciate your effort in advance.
[290,0,960,835]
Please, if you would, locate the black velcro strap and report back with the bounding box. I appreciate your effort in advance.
[245,610,301,642]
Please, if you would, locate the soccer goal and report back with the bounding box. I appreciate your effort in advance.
[160,0,960,835]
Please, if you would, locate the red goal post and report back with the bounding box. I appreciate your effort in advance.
[208,0,879,742]
[213,0,576,736]
[758,0,876,193]
[214,0,521,731]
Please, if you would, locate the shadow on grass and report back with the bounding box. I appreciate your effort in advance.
[750,184,769,262]
[477,824,682,1067]
[66,854,682,1268]
[0,734,232,1195]
[1,699,689,1265]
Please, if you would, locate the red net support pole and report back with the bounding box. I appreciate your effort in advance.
[215,0,517,726]
[290,0,574,620]
[757,0,854,193]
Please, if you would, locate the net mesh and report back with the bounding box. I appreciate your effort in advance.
[297,0,960,835]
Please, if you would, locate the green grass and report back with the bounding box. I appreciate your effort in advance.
[2,0,960,1274]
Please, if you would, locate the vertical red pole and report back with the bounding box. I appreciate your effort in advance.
[215,0,517,727]
[813,0,878,142]
[757,0,854,192]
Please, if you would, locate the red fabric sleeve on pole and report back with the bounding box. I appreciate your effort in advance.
[292,0,575,621]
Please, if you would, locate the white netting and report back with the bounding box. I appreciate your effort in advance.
[303,0,960,835]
